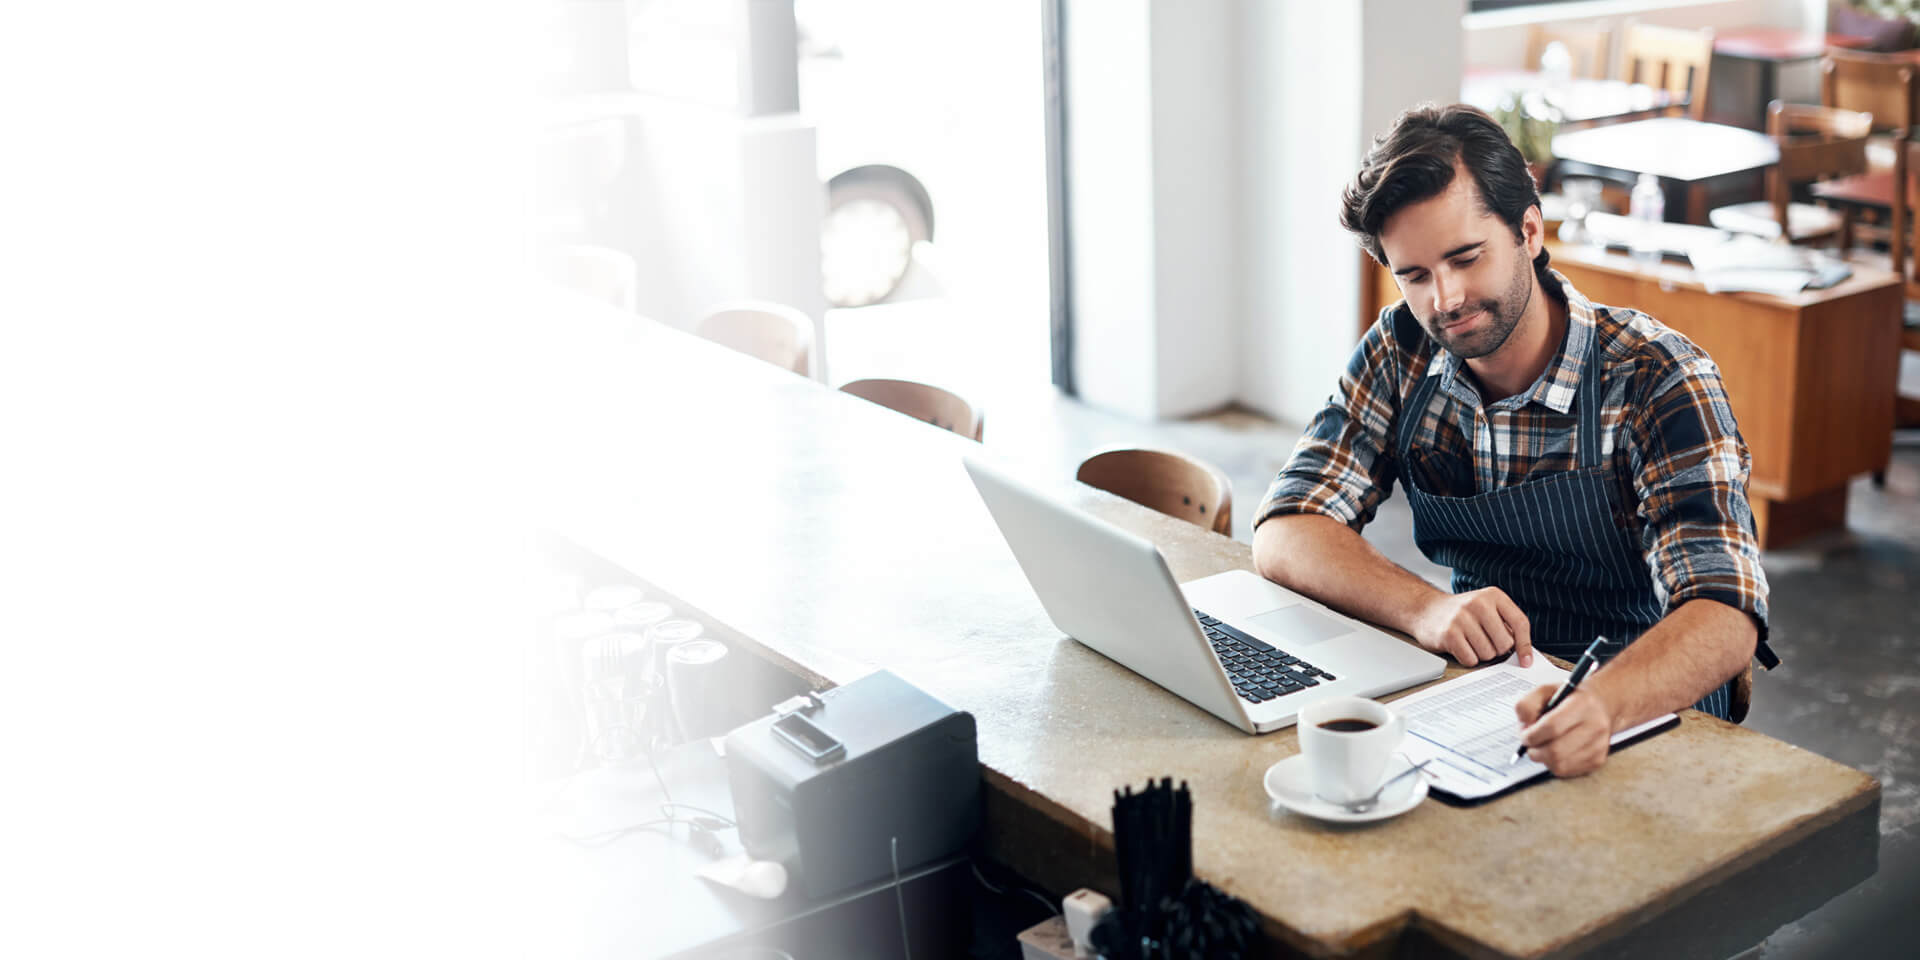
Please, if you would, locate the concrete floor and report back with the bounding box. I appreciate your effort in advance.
[982,383,1920,958]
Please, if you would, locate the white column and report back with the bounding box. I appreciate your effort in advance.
[1068,0,1464,424]
[1238,0,1463,427]
[1065,0,1238,421]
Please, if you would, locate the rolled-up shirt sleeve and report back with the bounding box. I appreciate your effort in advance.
[1628,354,1771,642]
[1256,312,1405,533]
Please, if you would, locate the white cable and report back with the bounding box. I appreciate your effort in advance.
[891,836,912,960]
[1022,887,1061,917]
[971,859,1061,916]
[969,860,1007,895]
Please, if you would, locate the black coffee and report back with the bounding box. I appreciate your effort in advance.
[1317,718,1378,733]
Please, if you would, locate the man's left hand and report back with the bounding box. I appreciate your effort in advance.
[1515,685,1615,778]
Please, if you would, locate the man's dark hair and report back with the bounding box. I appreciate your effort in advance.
[1339,103,1554,295]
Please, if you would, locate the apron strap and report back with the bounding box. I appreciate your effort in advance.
[1392,306,1445,464]
[1574,315,1602,469]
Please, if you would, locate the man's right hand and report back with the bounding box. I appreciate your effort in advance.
[1408,587,1533,667]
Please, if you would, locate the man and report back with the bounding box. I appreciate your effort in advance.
[1252,104,1777,778]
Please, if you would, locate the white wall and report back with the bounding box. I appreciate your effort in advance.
[1149,2,1240,419]
[1362,1,1468,137]
[1236,0,1463,427]
[1238,0,1362,428]
[1066,0,1159,420]
[1067,0,1239,421]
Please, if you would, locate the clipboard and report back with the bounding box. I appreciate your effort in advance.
[1390,660,1681,806]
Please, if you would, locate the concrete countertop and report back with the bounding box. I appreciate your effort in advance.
[542,303,1878,958]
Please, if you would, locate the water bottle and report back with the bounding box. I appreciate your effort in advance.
[1539,40,1572,79]
[1628,173,1665,266]
[1539,40,1573,97]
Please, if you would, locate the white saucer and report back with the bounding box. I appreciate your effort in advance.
[1263,753,1428,824]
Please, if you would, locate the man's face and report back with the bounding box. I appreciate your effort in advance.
[1378,165,1539,360]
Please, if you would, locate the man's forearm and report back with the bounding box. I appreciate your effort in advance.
[1252,513,1447,637]
[1585,598,1756,730]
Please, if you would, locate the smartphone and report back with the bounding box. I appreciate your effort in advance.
[771,712,845,764]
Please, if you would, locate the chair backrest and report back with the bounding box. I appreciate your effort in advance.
[1730,662,1753,725]
[1075,447,1233,536]
[839,378,984,441]
[697,301,813,376]
[1767,102,1872,179]
[1526,24,1613,80]
[1621,23,1714,120]
[1821,48,1918,282]
[545,244,638,312]
[1764,102,1873,235]
[1821,47,1918,135]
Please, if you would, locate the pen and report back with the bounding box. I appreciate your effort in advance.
[1511,635,1608,765]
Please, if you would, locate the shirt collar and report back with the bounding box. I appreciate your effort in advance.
[1427,269,1591,415]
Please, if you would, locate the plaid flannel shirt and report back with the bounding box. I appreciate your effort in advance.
[1257,270,1769,640]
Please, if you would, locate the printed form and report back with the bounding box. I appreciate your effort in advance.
[1394,659,1677,801]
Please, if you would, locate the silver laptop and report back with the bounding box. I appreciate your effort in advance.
[963,456,1445,734]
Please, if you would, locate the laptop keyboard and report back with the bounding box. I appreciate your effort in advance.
[1193,608,1335,705]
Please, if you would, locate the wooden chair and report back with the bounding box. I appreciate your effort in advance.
[1812,49,1920,443]
[1814,48,1919,293]
[1620,23,1715,120]
[1526,24,1613,80]
[1709,102,1872,246]
[1076,447,1233,536]
[696,301,813,376]
[544,244,638,311]
[1900,321,1920,430]
[1731,663,1754,725]
[1899,231,1920,436]
[839,378,984,441]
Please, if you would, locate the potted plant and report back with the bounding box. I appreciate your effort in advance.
[1490,93,1561,190]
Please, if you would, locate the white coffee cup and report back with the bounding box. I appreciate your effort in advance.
[1297,696,1406,805]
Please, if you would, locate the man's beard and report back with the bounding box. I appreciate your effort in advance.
[1423,254,1533,360]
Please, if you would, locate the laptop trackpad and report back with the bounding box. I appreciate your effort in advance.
[1244,604,1352,647]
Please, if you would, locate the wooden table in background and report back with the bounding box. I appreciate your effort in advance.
[1710,29,1870,130]
[1551,117,1779,224]
[542,300,1880,958]
[1361,245,1903,549]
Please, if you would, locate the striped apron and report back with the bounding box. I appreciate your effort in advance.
[1393,321,1747,720]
